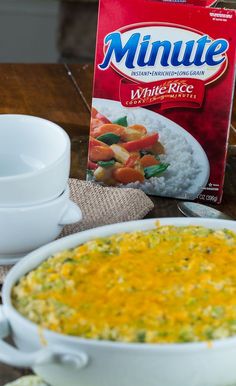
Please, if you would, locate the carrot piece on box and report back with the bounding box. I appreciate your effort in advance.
[93,124,126,138]
[140,155,159,168]
[113,167,145,183]
[90,146,114,162]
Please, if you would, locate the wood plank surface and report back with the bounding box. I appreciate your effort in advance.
[0,364,30,386]
[0,63,91,181]
[0,64,88,125]
[67,63,94,110]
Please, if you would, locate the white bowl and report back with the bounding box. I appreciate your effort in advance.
[1,218,236,386]
[0,115,70,206]
[0,185,82,263]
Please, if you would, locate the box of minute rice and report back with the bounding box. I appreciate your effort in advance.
[87,0,236,203]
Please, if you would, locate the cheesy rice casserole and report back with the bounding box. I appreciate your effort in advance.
[12,225,236,343]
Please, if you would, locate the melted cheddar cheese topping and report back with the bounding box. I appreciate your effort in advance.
[12,226,236,343]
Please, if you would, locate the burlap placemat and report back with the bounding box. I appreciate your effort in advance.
[0,179,154,284]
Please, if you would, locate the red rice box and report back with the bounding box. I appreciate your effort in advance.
[88,0,236,203]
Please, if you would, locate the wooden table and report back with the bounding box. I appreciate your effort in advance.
[0,63,236,384]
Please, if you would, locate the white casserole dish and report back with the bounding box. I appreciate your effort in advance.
[1,217,236,386]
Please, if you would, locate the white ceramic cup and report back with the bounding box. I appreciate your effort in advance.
[0,115,70,206]
[0,185,82,261]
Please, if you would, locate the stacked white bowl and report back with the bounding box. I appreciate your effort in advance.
[0,115,82,264]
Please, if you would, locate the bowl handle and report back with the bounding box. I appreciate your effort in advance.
[0,306,88,369]
[59,201,83,226]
